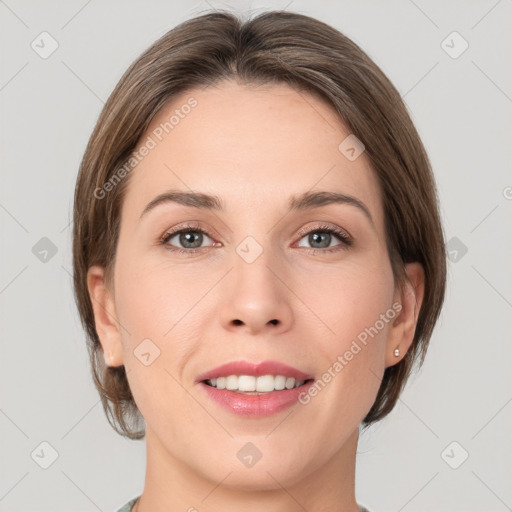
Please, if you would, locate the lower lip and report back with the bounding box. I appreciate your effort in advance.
[198,381,314,417]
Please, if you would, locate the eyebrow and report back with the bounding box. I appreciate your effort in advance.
[139,189,374,225]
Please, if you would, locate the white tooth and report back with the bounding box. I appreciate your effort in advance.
[238,375,256,391]
[256,375,276,392]
[226,375,238,390]
[209,375,305,392]
[274,375,286,390]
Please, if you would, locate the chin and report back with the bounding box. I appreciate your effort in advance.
[210,464,306,492]
[198,450,314,492]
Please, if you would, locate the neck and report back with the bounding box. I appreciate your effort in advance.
[135,426,361,512]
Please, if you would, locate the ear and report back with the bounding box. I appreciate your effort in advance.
[385,262,425,368]
[86,265,124,367]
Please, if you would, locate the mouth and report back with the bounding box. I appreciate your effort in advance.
[196,360,315,416]
[195,359,314,386]
[198,377,315,417]
[202,375,315,394]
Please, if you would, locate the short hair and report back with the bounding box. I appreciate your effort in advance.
[72,10,446,439]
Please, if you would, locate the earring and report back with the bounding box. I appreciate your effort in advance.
[104,351,113,366]
[394,347,400,357]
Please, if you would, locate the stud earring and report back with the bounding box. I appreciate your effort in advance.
[104,351,113,366]
[394,347,400,357]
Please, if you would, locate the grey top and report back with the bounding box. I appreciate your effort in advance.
[116,496,371,512]
[116,496,139,512]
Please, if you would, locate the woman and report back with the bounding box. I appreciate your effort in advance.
[72,9,446,512]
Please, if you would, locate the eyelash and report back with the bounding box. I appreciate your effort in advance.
[159,223,353,256]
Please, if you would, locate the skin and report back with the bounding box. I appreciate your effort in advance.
[87,80,424,512]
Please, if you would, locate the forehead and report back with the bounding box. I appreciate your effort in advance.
[122,80,383,228]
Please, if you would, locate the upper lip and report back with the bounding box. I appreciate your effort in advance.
[196,360,314,383]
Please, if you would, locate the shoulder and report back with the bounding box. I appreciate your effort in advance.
[115,496,140,512]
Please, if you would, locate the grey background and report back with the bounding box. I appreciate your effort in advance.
[1,0,511,511]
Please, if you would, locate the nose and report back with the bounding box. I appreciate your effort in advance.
[218,249,294,336]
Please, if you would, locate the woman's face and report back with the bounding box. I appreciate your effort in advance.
[97,81,404,489]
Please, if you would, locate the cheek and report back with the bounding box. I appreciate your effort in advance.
[305,259,395,346]
[114,254,201,342]
[113,252,209,401]
[298,260,395,414]
[113,260,202,429]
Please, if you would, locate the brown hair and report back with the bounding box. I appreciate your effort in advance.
[73,10,446,439]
